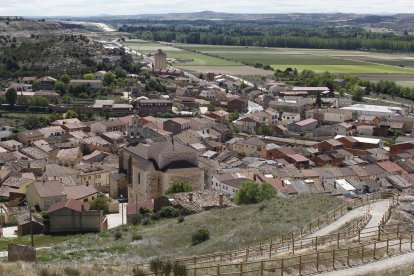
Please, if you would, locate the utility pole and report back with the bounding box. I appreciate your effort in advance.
[29,206,34,248]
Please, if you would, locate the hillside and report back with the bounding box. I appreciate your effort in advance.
[33,194,342,264]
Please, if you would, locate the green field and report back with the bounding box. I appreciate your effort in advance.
[178,44,414,75]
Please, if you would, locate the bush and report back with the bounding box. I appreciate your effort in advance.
[39,269,58,276]
[149,258,164,275]
[173,262,188,276]
[165,181,192,195]
[63,267,80,276]
[114,231,122,240]
[158,206,180,218]
[347,206,353,211]
[132,233,143,241]
[162,260,173,276]
[234,181,276,205]
[132,267,146,276]
[192,228,210,245]
[177,216,184,223]
[130,214,143,225]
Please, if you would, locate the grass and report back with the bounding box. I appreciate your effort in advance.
[0,234,80,251]
[36,194,343,263]
[169,52,238,66]
[271,64,414,74]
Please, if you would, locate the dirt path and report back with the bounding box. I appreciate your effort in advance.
[306,200,389,239]
[320,252,414,276]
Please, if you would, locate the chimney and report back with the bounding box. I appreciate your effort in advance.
[188,192,193,202]
[219,193,224,207]
[54,176,57,180]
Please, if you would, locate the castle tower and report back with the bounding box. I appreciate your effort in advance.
[154,49,167,70]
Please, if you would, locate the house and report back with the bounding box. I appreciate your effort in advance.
[0,140,22,151]
[94,71,107,80]
[17,130,44,145]
[137,99,172,116]
[281,112,301,126]
[357,125,374,136]
[34,91,60,102]
[313,125,336,137]
[69,80,103,92]
[163,118,192,135]
[287,118,318,133]
[335,122,354,136]
[335,135,383,149]
[90,119,128,135]
[207,110,230,124]
[212,172,255,198]
[51,147,82,167]
[316,139,343,152]
[386,175,412,193]
[109,172,127,199]
[229,136,266,156]
[273,125,288,136]
[33,76,57,91]
[76,163,117,193]
[306,108,352,124]
[45,198,106,233]
[51,118,88,133]
[26,181,67,210]
[227,98,248,113]
[119,141,204,202]
[358,115,381,126]
[16,213,44,236]
[235,116,262,133]
[363,179,382,193]
[39,126,65,138]
[100,131,125,150]
[82,136,113,153]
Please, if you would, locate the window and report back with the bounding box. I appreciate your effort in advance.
[45,200,52,208]
[138,172,141,184]
[83,198,88,202]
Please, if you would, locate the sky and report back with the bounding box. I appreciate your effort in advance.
[1,0,414,17]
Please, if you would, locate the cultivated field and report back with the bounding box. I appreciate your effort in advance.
[176,44,414,80]
[122,40,272,75]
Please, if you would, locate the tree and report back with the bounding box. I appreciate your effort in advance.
[234,181,276,205]
[104,72,116,86]
[165,181,192,195]
[90,197,109,214]
[229,112,239,122]
[114,66,128,79]
[351,86,365,102]
[5,88,17,106]
[65,109,78,119]
[59,73,70,84]
[83,73,95,80]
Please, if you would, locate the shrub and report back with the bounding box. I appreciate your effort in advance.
[130,214,143,225]
[63,267,80,276]
[132,233,143,241]
[177,216,184,224]
[132,267,146,276]
[192,228,210,245]
[142,217,151,225]
[149,258,164,275]
[158,206,180,218]
[162,260,173,276]
[39,269,58,276]
[139,207,152,215]
[173,262,188,276]
[165,181,192,195]
[347,206,353,211]
[114,231,122,240]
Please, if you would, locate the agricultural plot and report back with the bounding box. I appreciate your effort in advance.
[179,44,414,77]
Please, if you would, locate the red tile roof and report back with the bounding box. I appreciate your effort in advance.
[46,198,90,214]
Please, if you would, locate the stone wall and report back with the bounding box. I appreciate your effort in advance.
[8,243,36,262]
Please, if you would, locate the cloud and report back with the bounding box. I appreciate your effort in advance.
[0,0,413,16]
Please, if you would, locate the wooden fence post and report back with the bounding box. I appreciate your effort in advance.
[245,248,248,262]
[400,237,402,252]
[281,259,284,276]
[347,248,350,267]
[217,263,220,275]
[315,236,318,251]
[269,242,272,258]
[378,225,381,241]
[240,262,243,276]
[358,229,361,243]
[411,235,413,251]
[300,227,303,238]
[397,224,400,237]
[337,232,340,248]
[361,245,364,263]
[309,223,312,233]
[299,255,302,275]
[193,267,197,276]
[316,252,320,272]
[374,241,376,258]
[318,218,320,229]
[260,242,263,257]
[386,238,390,256]
[261,260,264,276]
[292,239,295,255]
[332,249,335,269]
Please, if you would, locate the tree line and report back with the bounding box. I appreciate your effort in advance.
[120,22,414,52]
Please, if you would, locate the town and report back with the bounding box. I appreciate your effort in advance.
[0,8,414,276]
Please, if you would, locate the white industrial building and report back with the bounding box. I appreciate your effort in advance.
[340,104,407,118]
